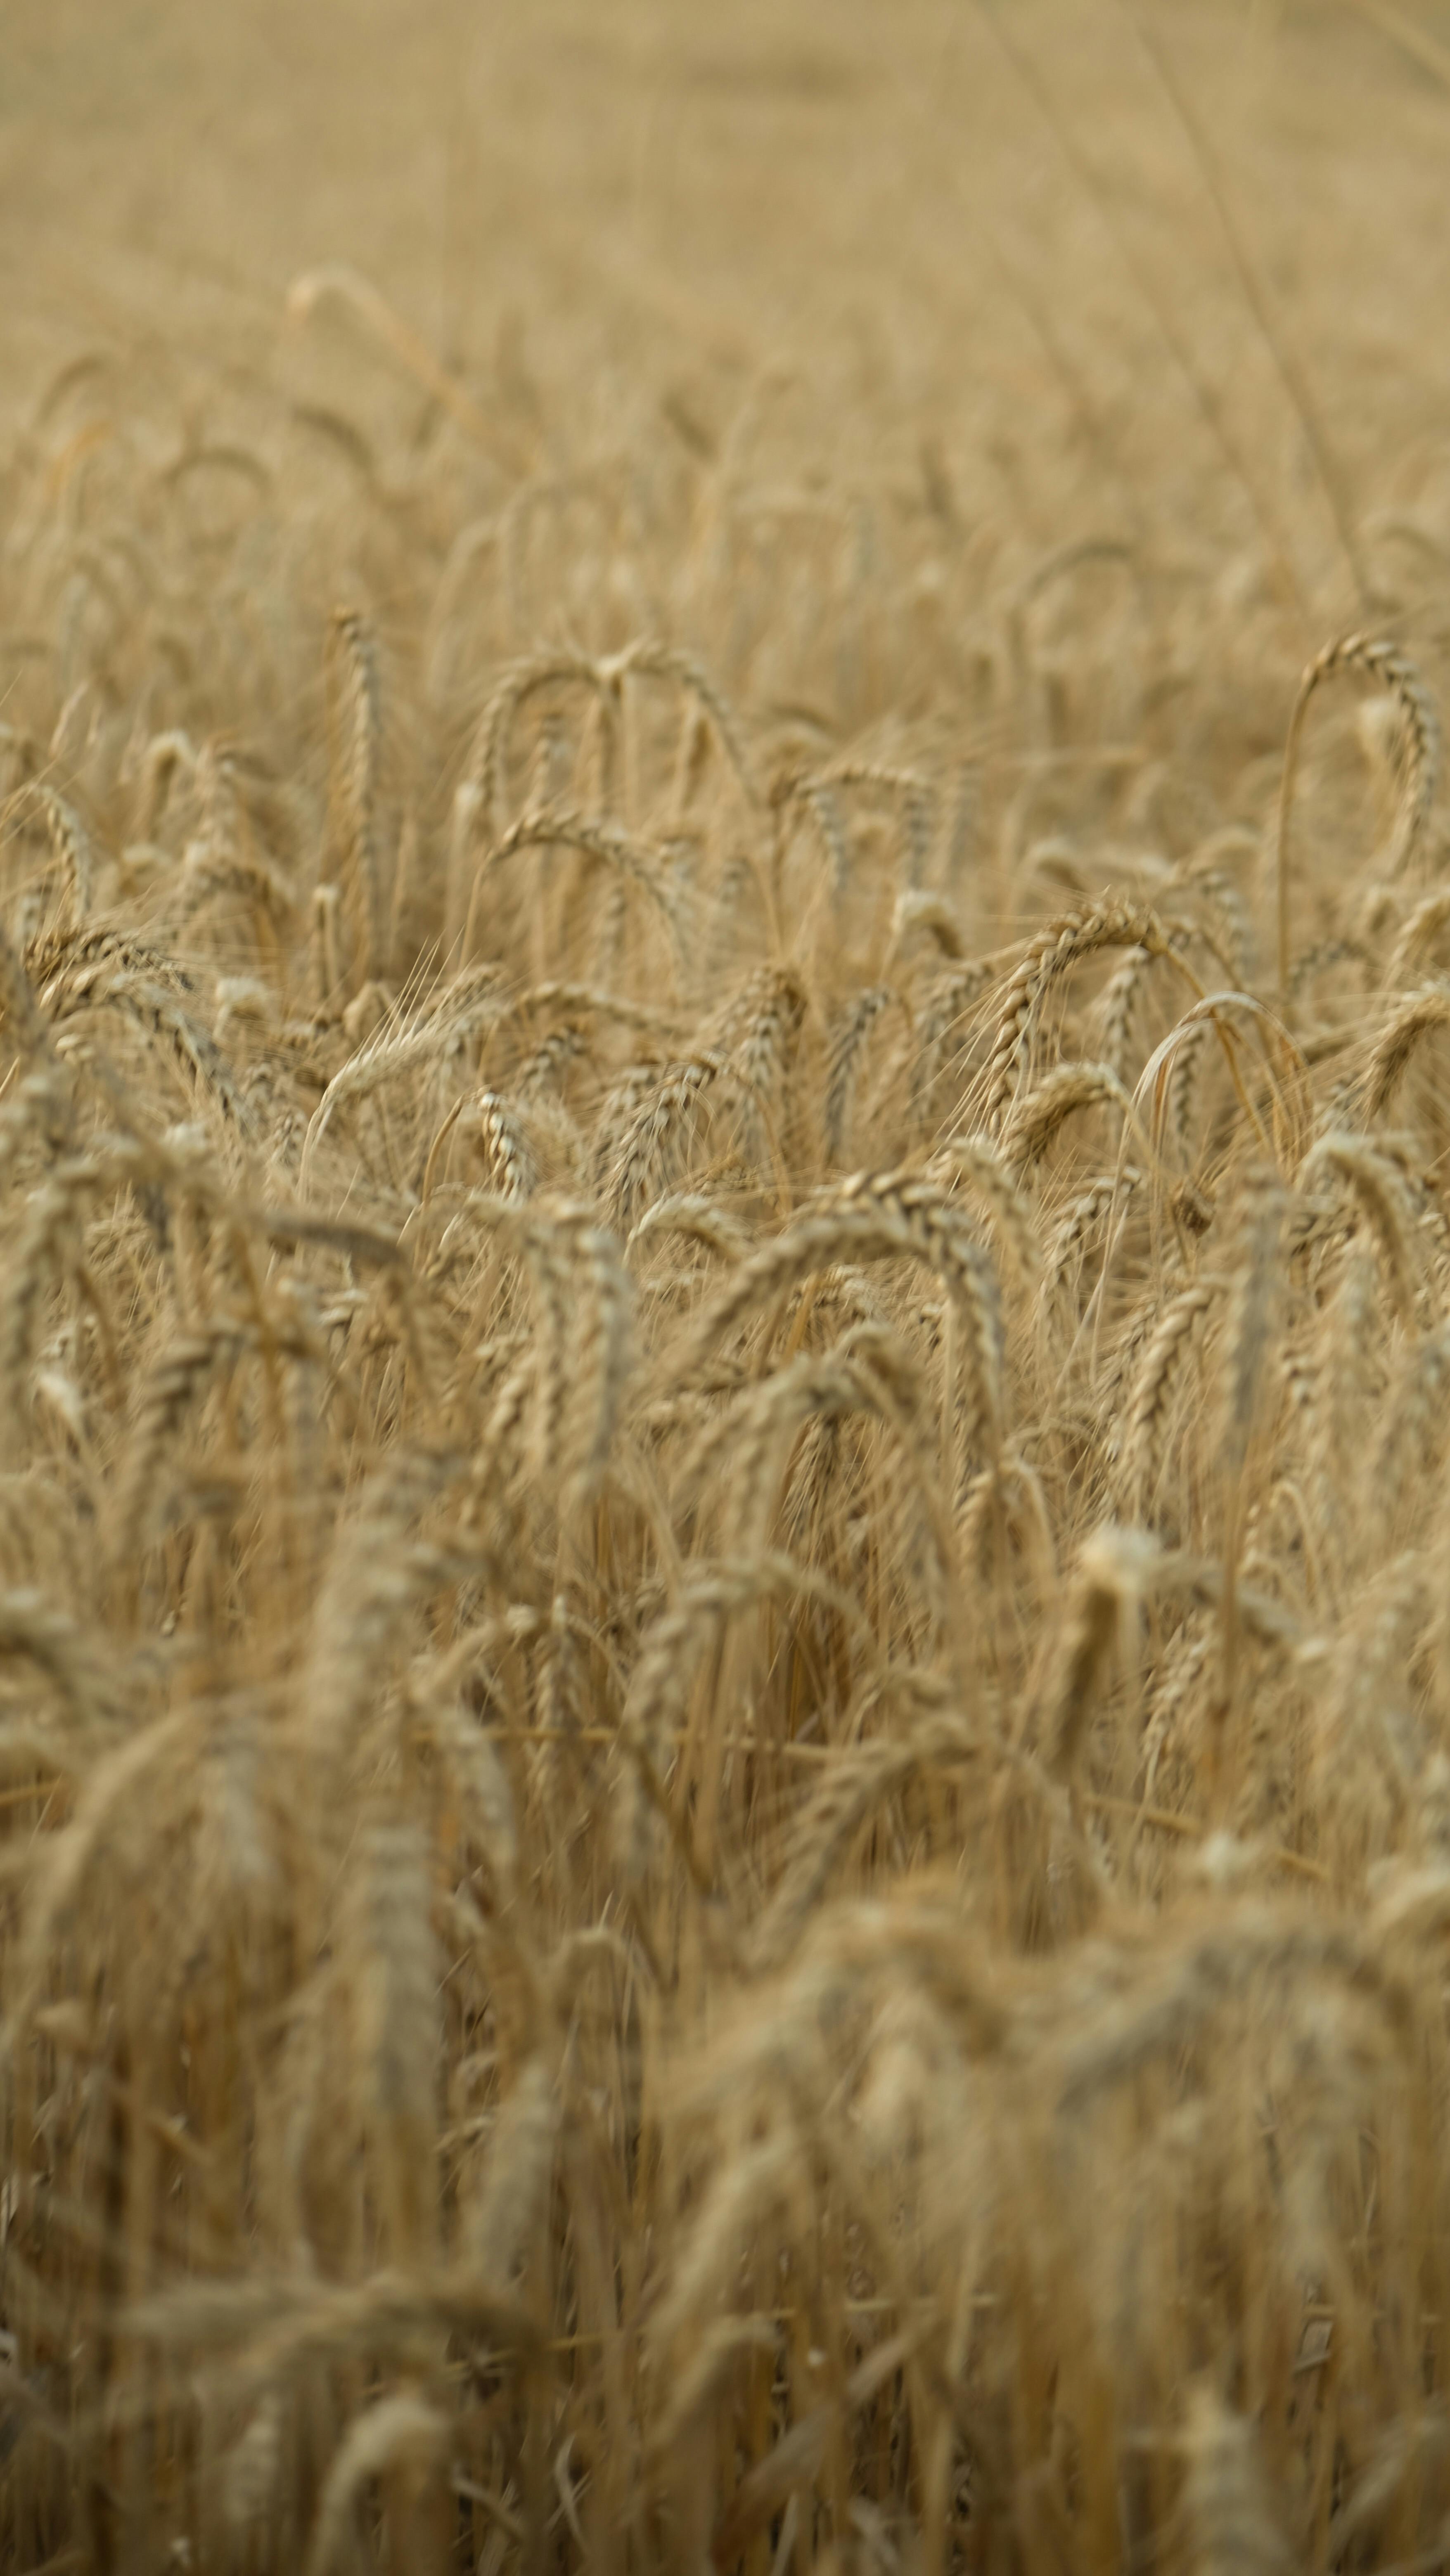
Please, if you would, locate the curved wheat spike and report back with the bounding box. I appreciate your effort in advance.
[1361,986,1450,1119]
[684,1348,874,1557]
[1170,856,1255,989]
[886,888,964,971]
[131,727,198,839]
[1163,1014,1216,1172]
[523,1201,633,1505]
[616,1551,878,1889]
[78,974,253,1132]
[623,979,796,1218]
[793,759,937,883]
[1118,1280,1222,1516]
[1375,1321,1450,1531]
[462,807,689,977]
[121,2267,538,2371]
[611,637,758,813]
[957,1446,1057,1603]
[415,1673,518,1908]
[301,2390,450,2576]
[1386,887,1450,988]
[464,1353,536,1524]
[302,1451,471,1786]
[907,957,995,1123]
[607,1052,732,1235]
[678,1167,1005,1469]
[0,917,69,1083]
[461,639,754,845]
[1038,1525,1161,1785]
[175,817,298,946]
[976,897,1203,1135]
[1042,1166,1141,1309]
[644,2136,802,2394]
[516,1020,586,1100]
[592,1061,668,1196]
[464,2052,562,2289]
[2,1159,112,1442]
[461,649,604,843]
[29,786,95,922]
[1090,941,1157,1083]
[109,1324,242,1574]
[1132,992,1313,1178]
[1276,632,1441,1004]
[514,979,680,1040]
[4,1704,201,2050]
[716,962,807,1113]
[28,922,195,1005]
[0,1587,128,1733]
[825,987,904,1162]
[999,1058,1133,1174]
[1301,1130,1429,1325]
[751,1705,979,1968]
[647,2314,781,2473]
[476,1090,537,1203]
[928,1136,1041,1288]
[626,1193,753,1264]
[301,975,506,1184]
[690,1324,945,1589]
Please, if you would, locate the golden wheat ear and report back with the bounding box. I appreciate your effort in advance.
[825,984,904,1163]
[326,608,386,989]
[28,786,95,923]
[1276,632,1441,1004]
[519,1200,634,1508]
[976,897,1202,1136]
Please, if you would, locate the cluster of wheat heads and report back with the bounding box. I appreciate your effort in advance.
[9,324,1450,2576]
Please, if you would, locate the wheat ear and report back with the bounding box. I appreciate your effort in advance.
[1277,632,1441,1002]
[977,898,1200,1134]
[1361,987,1450,1119]
[679,1170,1004,1466]
[327,608,385,984]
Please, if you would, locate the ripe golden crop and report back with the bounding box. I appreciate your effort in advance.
[2,2,1450,2567]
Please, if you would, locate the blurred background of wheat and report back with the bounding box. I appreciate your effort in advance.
[7,0,1450,2568]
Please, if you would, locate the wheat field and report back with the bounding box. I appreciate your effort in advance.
[9,0,1450,2568]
